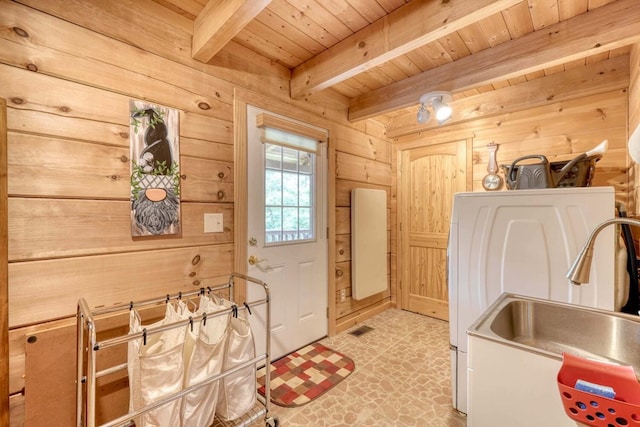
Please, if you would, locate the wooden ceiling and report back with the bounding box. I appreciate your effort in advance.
[153,0,639,125]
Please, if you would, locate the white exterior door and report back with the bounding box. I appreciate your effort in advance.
[246,105,328,360]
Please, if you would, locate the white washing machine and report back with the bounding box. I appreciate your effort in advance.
[447,187,616,415]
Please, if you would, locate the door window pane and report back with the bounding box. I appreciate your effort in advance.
[299,152,312,174]
[265,170,282,206]
[299,208,311,239]
[299,175,311,207]
[282,172,298,206]
[264,142,315,245]
[282,207,299,240]
[265,207,282,232]
[282,147,298,172]
[265,145,282,169]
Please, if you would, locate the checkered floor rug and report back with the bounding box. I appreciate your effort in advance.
[257,342,355,407]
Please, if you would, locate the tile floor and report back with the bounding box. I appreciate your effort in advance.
[251,308,467,426]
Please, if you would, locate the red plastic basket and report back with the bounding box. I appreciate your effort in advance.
[557,352,640,426]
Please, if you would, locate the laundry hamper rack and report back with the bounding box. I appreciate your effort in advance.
[76,272,278,427]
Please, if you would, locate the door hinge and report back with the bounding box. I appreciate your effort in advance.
[327,227,329,239]
[326,307,329,318]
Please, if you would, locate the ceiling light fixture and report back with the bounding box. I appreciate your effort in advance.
[416,91,453,125]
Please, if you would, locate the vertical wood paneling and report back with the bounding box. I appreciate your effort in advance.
[409,154,456,234]
[409,247,447,301]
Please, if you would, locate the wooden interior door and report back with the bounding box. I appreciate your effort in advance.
[400,140,467,320]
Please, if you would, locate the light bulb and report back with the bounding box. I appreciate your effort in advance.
[432,97,452,122]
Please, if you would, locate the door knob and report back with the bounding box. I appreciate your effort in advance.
[248,255,267,265]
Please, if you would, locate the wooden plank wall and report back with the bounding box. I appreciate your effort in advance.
[0,1,394,424]
[334,118,394,332]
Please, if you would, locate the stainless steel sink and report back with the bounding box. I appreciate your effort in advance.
[468,293,640,370]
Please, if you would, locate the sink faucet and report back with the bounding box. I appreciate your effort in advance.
[567,217,640,285]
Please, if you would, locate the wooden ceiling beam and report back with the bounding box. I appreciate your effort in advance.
[160,0,205,18]
[192,0,271,63]
[290,0,522,100]
[348,0,640,121]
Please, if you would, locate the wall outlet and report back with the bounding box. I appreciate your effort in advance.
[204,213,223,233]
[339,289,346,302]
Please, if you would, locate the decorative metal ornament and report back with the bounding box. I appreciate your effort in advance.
[482,142,503,191]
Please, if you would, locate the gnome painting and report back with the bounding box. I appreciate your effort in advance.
[129,100,181,236]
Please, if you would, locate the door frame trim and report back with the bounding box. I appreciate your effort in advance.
[233,88,336,336]
[1,98,8,424]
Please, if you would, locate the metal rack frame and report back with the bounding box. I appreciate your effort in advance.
[76,272,278,427]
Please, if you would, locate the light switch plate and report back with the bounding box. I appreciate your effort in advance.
[204,213,223,233]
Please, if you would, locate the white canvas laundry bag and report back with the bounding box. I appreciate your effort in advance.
[128,302,187,427]
[181,295,230,426]
[215,307,257,421]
